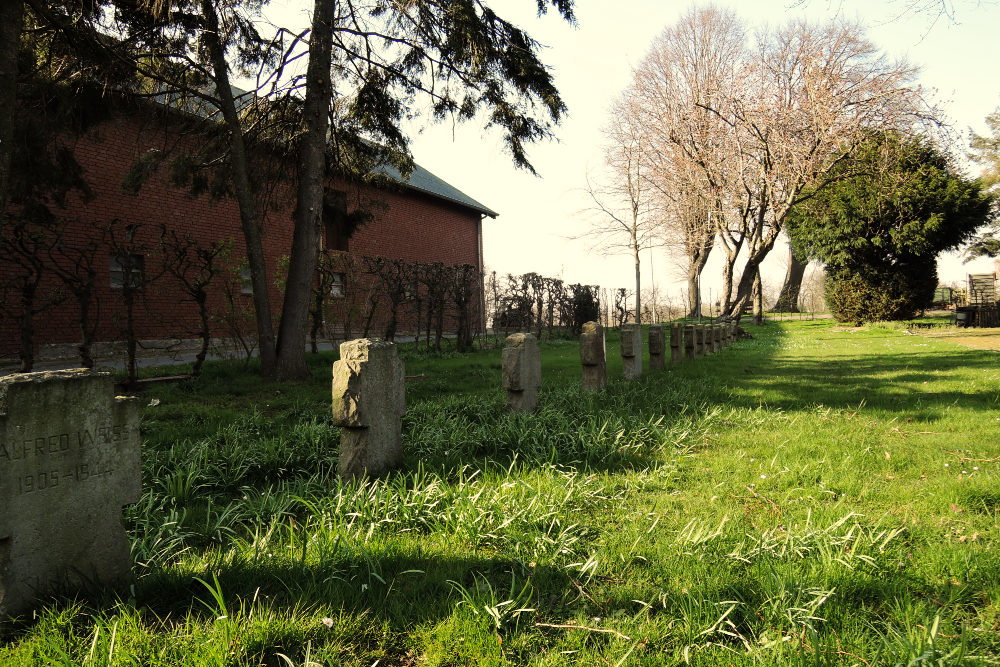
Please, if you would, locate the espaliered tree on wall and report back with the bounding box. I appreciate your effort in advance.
[482,271,599,346]
[787,132,993,323]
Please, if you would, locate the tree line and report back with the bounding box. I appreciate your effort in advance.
[583,6,994,324]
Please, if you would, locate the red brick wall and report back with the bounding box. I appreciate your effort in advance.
[0,109,485,360]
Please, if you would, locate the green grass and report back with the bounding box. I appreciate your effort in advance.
[3,320,1000,665]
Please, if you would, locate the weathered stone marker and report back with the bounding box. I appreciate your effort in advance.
[684,325,696,361]
[648,324,666,371]
[620,324,643,379]
[669,323,684,364]
[694,325,706,357]
[503,333,542,412]
[0,370,140,620]
[579,321,606,392]
[713,325,722,352]
[332,339,406,479]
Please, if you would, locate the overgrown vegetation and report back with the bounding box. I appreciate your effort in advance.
[2,320,999,665]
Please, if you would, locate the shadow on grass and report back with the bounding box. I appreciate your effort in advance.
[2,551,578,665]
[716,345,999,420]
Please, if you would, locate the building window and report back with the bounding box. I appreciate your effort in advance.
[330,272,346,298]
[109,254,144,289]
[240,267,253,294]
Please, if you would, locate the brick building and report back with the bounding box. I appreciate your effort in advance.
[0,102,496,366]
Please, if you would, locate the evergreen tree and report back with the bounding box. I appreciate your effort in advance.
[788,132,993,322]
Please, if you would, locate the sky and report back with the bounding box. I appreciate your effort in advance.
[269,0,1000,306]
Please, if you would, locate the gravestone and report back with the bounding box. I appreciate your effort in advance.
[332,339,406,479]
[620,324,643,379]
[669,323,684,364]
[648,324,666,371]
[684,325,696,361]
[503,333,542,412]
[713,325,722,352]
[694,325,706,357]
[579,321,606,392]
[0,370,140,620]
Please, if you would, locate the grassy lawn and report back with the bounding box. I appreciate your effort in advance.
[2,320,999,665]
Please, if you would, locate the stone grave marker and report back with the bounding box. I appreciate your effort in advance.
[684,325,696,361]
[694,325,706,357]
[713,325,722,352]
[332,339,406,479]
[0,370,141,620]
[503,333,542,412]
[579,321,606,392]
[669,323,684,364]
[620,324,643,379]
[648,324,666,371]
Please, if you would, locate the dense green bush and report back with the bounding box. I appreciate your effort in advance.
[824,263,937,324]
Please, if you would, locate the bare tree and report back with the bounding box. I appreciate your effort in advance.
[159,230,228,374]
[578,95,661,324]
[631,6,748,318]
[719,19,924,318]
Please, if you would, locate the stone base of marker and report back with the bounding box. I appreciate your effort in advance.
[684,325,696,361]
[620,324,643,379]
[503,333,542,411]
[333,339,406,479]
[579,322,606,392]
[669,323,684,364]
[0,370,141,620]
[648,324,666,371]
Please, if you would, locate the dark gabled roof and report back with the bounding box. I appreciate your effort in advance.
[377,161,498,218]
[153,85,497,219]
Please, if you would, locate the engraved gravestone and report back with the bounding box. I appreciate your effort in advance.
[0,370,140,620]
[579,321,606,392]
[669,323,684,364]
[620,324,643,379]
[648,324,666,371]
[503,333,542,412]
[332,339,406,479]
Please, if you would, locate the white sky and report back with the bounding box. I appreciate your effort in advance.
[269,0,1000,303]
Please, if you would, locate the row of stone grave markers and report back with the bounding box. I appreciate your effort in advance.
[501,320,739,401]
[0,323,738,618]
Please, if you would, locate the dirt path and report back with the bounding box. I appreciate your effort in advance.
[917,328,1000,351]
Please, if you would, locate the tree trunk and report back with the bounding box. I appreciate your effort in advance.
[201,0,277,377]
[274,0,336,381]
[18,282,35,373]
[123,286,138,386]
[194,293,210,375]
[76,288,95,369]
[753,269,763,326]
[721,259,734,315]
[0,0,21,216]
[633,239,641,325]
[772,248,807,313]
[310,287,323,354]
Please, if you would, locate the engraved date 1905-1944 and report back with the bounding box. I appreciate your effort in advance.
[14,462,114,495]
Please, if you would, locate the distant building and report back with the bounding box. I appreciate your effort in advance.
[0,100,496,365]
